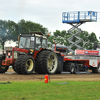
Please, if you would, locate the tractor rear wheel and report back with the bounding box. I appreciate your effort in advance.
[15,55,34,74]
[35,50,48,74]
[35,50,58,74]
[44,51,58,74]
[0,54,9,73]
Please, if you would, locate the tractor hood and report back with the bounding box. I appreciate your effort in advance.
[13,47,29,54]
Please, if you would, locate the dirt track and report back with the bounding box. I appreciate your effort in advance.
[0,69,100,81]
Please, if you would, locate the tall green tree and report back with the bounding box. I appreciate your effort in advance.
[16,19,48,37]
[0,20,17,51]
[79,31,98,49]
[48,30,71,45]
[7,20,18,41]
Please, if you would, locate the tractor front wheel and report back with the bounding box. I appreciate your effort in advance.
[15,55,34,74]
[21,56,34,74]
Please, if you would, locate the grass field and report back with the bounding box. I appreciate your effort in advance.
[0,80,100,100]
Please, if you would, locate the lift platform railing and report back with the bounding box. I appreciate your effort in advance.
[62,11,97,24]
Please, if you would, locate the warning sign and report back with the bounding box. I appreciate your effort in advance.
[89,60,97,67]
[92,62,95,66]
[75,50,99,56]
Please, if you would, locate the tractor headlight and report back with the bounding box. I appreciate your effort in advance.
[6,51,12,58]
[6,47,13,58]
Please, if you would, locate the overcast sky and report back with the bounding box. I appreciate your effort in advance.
[0,0,100,40]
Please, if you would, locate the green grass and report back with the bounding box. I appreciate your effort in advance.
[0,81,100,100]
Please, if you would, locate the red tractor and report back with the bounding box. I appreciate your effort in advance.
[0,32,63,74]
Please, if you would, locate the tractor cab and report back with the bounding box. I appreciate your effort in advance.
[19,32,47,51]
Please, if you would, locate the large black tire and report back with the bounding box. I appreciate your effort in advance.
[63,62,70,71]
[15,55,34,74]
[0,65,9,73]
[63,62,76,74]
[35,50,48,74]
[35,50,58,74]
[55,71,61,74]
[55,54,63,74]
[0,54,9,73]
[92,62,100,73]
[14,55,24,74]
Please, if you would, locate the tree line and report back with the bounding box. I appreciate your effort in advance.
[0,19,48,50]
[48,30,98,50]
[0,19,98,50]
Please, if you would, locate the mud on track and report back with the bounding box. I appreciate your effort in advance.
[0,69,100,81]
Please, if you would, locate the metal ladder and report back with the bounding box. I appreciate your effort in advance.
[67,23,83,53]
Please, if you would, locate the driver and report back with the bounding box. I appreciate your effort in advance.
[30,41,34,48]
